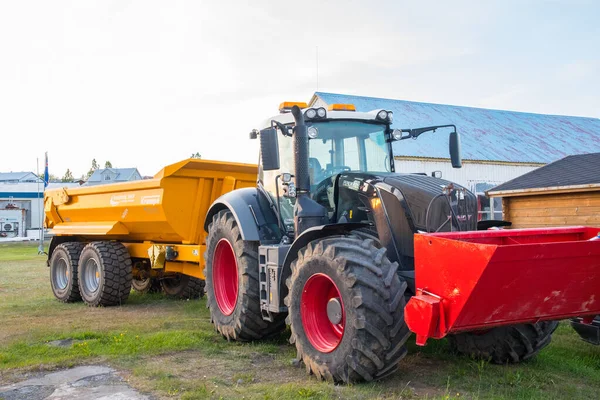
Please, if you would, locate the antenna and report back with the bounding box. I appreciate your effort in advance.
[316,46,319,91]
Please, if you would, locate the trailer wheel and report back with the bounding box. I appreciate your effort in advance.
[132,277,162,293]
[447,321,559,363]
[204,210,285,341]
[78,241,133,307]
[49,242,85,303]
[285,235,410,383]
[161,274,205,299]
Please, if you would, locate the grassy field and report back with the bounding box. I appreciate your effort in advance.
[1,242,600,399]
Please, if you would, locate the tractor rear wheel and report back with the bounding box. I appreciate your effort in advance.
[204,210,285,341]
[49,242,85,303]
[447,321,559,363]
[285,235,410,383]
[78,241,133,307]
[161,274,205,299]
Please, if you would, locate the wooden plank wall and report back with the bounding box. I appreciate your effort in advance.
[502,190,600,228]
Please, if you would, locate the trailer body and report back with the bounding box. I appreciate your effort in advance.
[45,159,257,279]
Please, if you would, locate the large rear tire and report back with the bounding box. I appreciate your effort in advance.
[49,242,85,303]
[161,274,205,299]
[285,235,410,383]
[78,241,133,307]
[204,210,285,341]
[447,321,559,363]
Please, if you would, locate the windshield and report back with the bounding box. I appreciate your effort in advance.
[307,120,390,186]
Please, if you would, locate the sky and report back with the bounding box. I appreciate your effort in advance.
[1,0,599,178]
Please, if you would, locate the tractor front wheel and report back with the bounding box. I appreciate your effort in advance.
[447,321,559,363]
[285,235,410,383]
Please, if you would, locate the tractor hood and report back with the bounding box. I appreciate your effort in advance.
[332,172,478,290]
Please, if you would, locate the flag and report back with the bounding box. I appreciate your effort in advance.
[44,152,49,188]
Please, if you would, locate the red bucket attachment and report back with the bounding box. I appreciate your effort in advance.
[405,226,600,345]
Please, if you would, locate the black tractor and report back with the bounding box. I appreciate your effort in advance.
[202,102,557,383]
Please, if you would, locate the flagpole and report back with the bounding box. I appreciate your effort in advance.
[37,157,42,253]
[38,153,48,255]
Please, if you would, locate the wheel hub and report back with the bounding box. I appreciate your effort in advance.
[327,298,343,325]
[212,239,238,316]
[301,273,345,353]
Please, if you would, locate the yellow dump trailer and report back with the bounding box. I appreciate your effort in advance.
[45,159,257,305]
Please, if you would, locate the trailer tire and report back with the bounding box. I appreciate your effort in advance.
[161,274,205,299]
[49,242,85,303]
[447,321,559,363]
[204,210,285,341]
[78,241,133,307]
[285,235,410,383]
[132,277,162,293]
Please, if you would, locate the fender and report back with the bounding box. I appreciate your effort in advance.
[204,187,281,243]
[282,222,369,271]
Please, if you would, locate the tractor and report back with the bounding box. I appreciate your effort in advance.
[202,102,560,382]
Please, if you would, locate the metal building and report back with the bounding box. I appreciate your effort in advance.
[309,92,600,220]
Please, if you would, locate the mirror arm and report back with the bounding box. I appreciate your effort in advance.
[271,120,293,137]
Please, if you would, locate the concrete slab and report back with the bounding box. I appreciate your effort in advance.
[0,365,149,400]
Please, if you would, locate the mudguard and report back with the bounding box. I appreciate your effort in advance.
[282,223,368,270]
[204,187,280,243]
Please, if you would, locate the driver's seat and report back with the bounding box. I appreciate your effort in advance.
[308,157,323,185]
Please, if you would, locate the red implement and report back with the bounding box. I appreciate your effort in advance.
[405,226,600,345]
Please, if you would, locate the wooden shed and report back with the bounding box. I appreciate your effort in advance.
[487,153,600,229]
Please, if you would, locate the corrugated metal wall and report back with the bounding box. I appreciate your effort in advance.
[395,159,539,191]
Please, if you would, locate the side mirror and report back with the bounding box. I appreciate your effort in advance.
[259,127,280,171]
[449,131,462,168]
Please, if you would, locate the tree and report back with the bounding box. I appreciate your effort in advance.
[62,169,74,182]
[87,158,100,179]
[190,152,201,159]
[104,160,113,168]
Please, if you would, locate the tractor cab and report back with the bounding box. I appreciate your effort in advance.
[258,102,397,233]
[255,101,466,239]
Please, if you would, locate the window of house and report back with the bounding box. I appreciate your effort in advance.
[104,175,111,181]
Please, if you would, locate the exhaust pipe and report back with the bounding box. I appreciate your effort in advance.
[290,106,310,194]
[290,105,327,235]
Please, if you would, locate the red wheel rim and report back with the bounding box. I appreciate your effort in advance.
[212,239,238,316]
[301,273,345,353]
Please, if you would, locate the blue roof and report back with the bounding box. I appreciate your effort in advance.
[313,92,600,164]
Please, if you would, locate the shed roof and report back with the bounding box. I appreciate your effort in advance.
[488,152,600,196]
[310,92,600,164]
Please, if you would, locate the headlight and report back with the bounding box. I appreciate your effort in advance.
[316,107,326,118]
[377,110,388,120]
[392,129,403,140]
[307,126,319,139]
[387,111,393,123]
[305,108,317,119]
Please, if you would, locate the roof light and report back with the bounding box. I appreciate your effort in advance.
[304,107,327,120]
[327,103,356,111]
[279,101,308,113]
[377,110,388,120]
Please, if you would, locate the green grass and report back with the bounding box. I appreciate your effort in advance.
[1,242,600,399]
